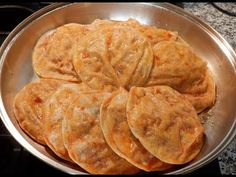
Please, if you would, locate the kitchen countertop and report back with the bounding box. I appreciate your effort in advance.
[183,2,236,175]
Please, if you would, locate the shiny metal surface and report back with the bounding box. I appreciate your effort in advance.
[0,3,236,175]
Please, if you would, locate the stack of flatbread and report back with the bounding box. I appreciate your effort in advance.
[13,19,216,174]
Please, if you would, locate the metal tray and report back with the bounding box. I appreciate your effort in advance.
[0,3,236,175]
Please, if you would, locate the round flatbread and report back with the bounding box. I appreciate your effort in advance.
[62,91,140,174]
[73,25,153,90]
[145,41,207,93]
[32,23,90,82]
[13,79,66,144]
[116,18,178,46]
[43,83,91,161]
[127,86,204,164]
[145,40,215,112]
[90,18,178,46]
[100,88,172,171]
[184,70,216,113]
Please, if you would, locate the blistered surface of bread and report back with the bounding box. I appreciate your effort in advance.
[73,26,153,90]
[62,91,140,174]
[91,19,178,46]
[184,70,216,113]
[13,79,66,144]
[145,41,207,93]
[116,19,178,45]
[43,83,91,161]
[127,86,204,164]
[100,88,172,171]
[33,23,90,82]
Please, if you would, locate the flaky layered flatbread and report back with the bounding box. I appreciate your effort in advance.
[13,79,66,144]
[127,86,204,164]
[43,83,91,161]
[100,88,172,171]
[73,26,153,90]
[33,23,90,82]
[62,91,140,174]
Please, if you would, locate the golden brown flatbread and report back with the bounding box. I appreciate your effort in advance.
[145,41,207,93]
[116,19,178,46]
[184,70,216,113]
[127,86,204,164]
[91,18,178,46]
[100,88,172,171]
[43,83,91,161]
[62,91,140,174]
[13,79,66,144]
[145,40,215,112]
[32,23,90,82]
[73,26,153,90]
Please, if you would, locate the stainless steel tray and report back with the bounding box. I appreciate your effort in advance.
[0,3,236,175]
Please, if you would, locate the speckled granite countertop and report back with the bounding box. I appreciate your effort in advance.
[182,2,236,175]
